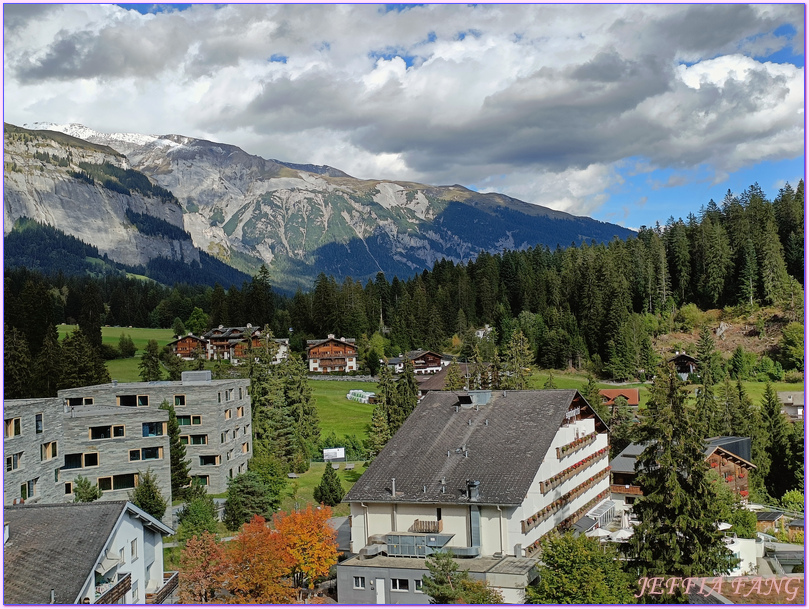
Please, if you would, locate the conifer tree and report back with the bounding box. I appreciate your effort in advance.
[443,359,465,391]
[628,363,736,589]
[159,400,191,500]
[73,475,102,503]
[389,359,418,434]
[761,382,793,498]
[282,354,320,459]
[469,343,485,390]
[376,363,396,421]
[503,330,532,389]
[59,329,110,390]
[313,464,344,507]
[4,325,32,399]
[139,339,163,381]
[543,370,557,389]
[365,405,391,460]
[580,375,605,420]
[129,468,169,521]
[33,330,62,398]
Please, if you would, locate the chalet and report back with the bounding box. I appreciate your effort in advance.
[337,389,611,604]
[166,334,208,360]
[386,350,445,374]
[3,501,176,604]
[778,391,804,421]
[610,436,755,506]
[598,388,640,408]
[202,325,289,364]
[669,352,698,381]
[307,335,357,373]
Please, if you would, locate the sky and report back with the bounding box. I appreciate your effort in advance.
[3,3,805,229]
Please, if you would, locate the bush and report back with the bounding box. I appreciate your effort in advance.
[100,343,121,360]
[784,370,804,384]
[676,303,703,332]
[177,488,219,541]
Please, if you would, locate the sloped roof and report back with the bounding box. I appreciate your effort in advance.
[598,388,640,406]
[4,501,126,604]
[756,511,784,522]
[306,337,356,350]
[417,363,474,392]
[166,334,207,346]
[609,442,647,474]
[343,390,585,506]
[778,391,805,407]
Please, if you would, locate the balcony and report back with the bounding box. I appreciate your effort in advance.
[610,484,643,496]
[146,572,179,604]
[96,573,131,604]
[412,519,443,533]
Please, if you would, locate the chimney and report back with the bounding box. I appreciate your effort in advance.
[50,589,55,604]
[467,480,480,502]
[391,478,396,497]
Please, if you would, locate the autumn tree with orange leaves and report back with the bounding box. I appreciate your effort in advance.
[225,515,297,604]
[274,504,339,590]
[178,531,226,604]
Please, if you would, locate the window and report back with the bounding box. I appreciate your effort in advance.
[218,393,221,404]
[414,580,423,592]
[180,435,189,445]
[6,452,22,471]
[192,416,201,425]
[191,435,207,445]
[64,453,82,469]
[142,447,161,460]
[225,389,231,402]
[131,580,139,603]
[113,425,125,437]
[221,432,226,443]
[54,468,60,482]
[192,475,209,486]
[174,395,186,407]
[40,442,58,461]
[98,476,113,491]
[226,450,233,461]
[65,482,73,495]
[353,576,366,589]
[199,455,219,466]
[5,417,21,438]
[35,414,43,434]
[113,474,137,490]
[90,426,112,439]
[137,395,149,406]
[177,415,191,426]
[67,397,93,406]
[83,453,99,467]
[118,546,126,565]
[391,579,409,591]
[129,449,141,461]
[239,387,243,400]
[225,409,232,420]
[131,539,138,560]
[118,395,137,407]
[242,442,249,454]
[26,478,38,499]
[237,406,244,418]
[142,422,164,437]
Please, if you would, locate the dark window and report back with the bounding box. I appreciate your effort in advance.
[90,426,112,439]
[199,455,218,466]
[113,425,125,437]
[130,449,141,461]
[175,395,186,406]
[191,435,207,445]
[98,477,112,491]
[35,414,43,434]
[118,395,137,407]
[65,482,73,495]
[391,579,409,591]
[177,416,191,426]
[67,397,84,406]
[142,422,163,437]
[180,436,189,445]
[192,416,201,425]
[113,474,136,490]
[142,447,160,460]
[63,453,83,469]
[83,453,99,467]
[137,395,149,406]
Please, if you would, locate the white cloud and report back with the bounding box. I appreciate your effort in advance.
[2,3,804,216]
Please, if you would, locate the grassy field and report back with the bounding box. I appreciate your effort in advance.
[58,324,175,351]
[279,461,367,518]
[310,380,378,437]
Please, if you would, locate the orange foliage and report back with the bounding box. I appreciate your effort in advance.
[274,504,339,589]
[224,515,297,604]
[178,531,226,604]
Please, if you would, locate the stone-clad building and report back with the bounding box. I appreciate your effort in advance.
[3,397,172,523]
[58,371,252,492]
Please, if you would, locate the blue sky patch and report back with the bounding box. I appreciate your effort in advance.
[116,4,192,14]
[269,54,288,64]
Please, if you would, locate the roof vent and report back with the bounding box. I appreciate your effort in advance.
[485,419,489,426]
[467,480,480,501]
[440,477,446,485]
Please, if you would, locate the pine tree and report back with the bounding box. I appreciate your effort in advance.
[443,359,465,391]
[4,325,32,399]
[761,382,792,498]
[389,359,418,434]
[737,238,758,308]
[223,471,278,531]
[543,370,557,389]
[129,468,169,521]
[282,354,320,459]
[59,329,110,390]
[33,330,62,398]
[376,364,396,422]
[159,400,191,500]
[73,475,103,503]
[503,330,532,389]
[580,375,605,420]
[628,363,736,588]
[365,405,391,460]
[609,397,636,459]
[313,464,344,507]
[139,339,163,381]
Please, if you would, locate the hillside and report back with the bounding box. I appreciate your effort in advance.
[16,122,635,290]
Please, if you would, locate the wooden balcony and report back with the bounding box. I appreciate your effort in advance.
[412,519,443,533]
[96,573,131,604]
[146,571,179,604]
[610,484,643,496]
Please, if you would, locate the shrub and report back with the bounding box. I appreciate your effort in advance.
[676,303,703,332]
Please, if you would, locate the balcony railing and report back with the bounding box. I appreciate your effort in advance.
[610,484,643,496]
[412,519,443,533]
[96,573,131,604]
[146,572,179,604]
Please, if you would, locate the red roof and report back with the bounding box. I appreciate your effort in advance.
[598,388,640,406]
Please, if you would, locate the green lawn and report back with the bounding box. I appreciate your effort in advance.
[311,380,378,437]
[280,461,367,518]
[58,324,175,351]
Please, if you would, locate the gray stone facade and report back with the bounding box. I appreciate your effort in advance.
[3,398,172,524]
[57,371,252,494]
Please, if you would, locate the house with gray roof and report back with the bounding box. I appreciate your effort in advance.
[337,389,611,604]
[778,391,804,421]
[3,501,176,604]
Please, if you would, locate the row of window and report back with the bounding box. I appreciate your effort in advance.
[217,388,244,403]
[87,423,165,439]
[64,473,139,494]
[221,424,250,443]
[352,577,423,593]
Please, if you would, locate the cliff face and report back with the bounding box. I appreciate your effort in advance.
[3,124,198,268]
[12,123,636,289]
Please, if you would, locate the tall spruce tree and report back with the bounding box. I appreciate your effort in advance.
[389,359,418,434]
[628,363,736,589]
[59,329,110,390]
[33,330,62,398]
[313,464,344,507]
[365,405,391,460]
[761,382,793,498]
[4,325,32,399]
[282,353,320,459]
[443,359,465,391]
[129,468,169,521]
[139,339,163,381]
[159,400,191,500]
[503,330,532,389]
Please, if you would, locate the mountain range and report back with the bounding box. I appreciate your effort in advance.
[4,122,634,291]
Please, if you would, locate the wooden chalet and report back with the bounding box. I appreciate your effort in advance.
[200,325,288,363]
[386,350,445,374]
[669,352,698,380]
[610,436,756,506]
[598,388,640,408]
[166,334,207,360]
[306,335,357,373]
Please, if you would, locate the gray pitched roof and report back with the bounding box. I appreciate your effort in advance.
[609,442,647,474]
[343,390,583,506]
[3,501,127,604]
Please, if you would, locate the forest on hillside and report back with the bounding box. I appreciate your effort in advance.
[4,181,804,397]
